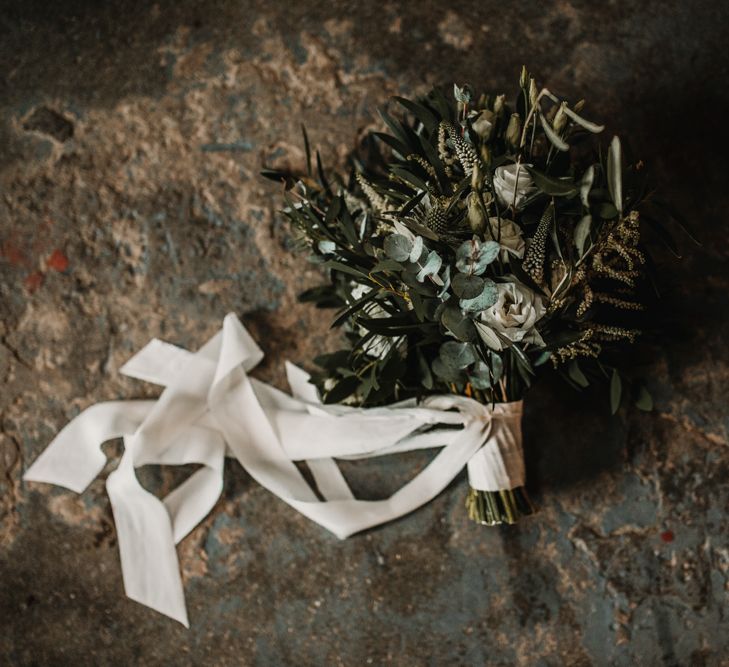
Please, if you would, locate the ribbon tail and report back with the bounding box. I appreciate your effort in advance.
[106,446,189,628]
[289,420,488,539]
[23,401,154,493]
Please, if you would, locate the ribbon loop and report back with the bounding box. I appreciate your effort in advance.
[24,313,525,626]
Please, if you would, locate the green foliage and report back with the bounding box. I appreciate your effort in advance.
[264,70,687,410]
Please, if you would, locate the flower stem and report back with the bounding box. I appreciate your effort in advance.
[466,487,536,526]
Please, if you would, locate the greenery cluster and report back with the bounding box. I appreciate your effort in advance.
[264,69,692,415]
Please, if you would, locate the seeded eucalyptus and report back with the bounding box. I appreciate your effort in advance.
[263,68,691,525]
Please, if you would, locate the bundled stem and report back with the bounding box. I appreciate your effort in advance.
[465,487,536,526]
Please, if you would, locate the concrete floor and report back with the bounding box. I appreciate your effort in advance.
[1,1,728,664]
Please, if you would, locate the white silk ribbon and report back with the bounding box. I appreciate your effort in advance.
[23,313,525,627]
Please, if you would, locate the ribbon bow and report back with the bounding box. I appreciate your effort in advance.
[24,313,524,626]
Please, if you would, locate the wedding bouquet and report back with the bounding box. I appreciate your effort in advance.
[24,68,693,624]
[264,68,691,525]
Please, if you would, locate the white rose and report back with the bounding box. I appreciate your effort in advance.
[477,280,546,349]
[489,216,525,259]
[493,163,536,210]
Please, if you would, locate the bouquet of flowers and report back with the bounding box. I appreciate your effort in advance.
[264,68,691,526]
[24,68,694,625]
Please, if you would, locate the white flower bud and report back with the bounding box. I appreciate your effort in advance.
[529,79,539,108]
[472,110,495,140]
[553,102,568,133]
[467,192,486,234]
[493,94,506,115]
[505,113,522,150]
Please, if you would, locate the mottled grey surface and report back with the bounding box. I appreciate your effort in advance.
[1,1,728,665]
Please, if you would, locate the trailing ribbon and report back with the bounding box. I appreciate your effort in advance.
[24,313,525,627]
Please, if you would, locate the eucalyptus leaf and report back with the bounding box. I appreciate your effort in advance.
[432,357,464,383]
[452,273,485,299]
[490,352,504,382]
[455,239,500,276]
[437,264,452,299]
[409,235,424,263]
[468,361,492,389]
[453,83,471,103]
[384,234,412,261]
[460,280,498,313]
[416,250,442,282]
[442,304,477,342]
[318,240,336,255]
[439,341,476,369]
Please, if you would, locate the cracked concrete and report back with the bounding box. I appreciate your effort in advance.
[1,1,728,665]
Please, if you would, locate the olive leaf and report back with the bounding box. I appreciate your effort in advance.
[525,166,578,197]
[540,112,569,151]
[610,368,622,414]
[567,360,589,388]
[635,385,654,412]
[580,165,595,208]
[608,135,623,214]
[574,215,592,256]
[563,106,605,133]
[474,321,502,351]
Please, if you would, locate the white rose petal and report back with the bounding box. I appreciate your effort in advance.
[478,279,546,347]
[493,164,537,210]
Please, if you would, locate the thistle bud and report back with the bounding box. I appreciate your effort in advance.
[505,113,522,151]
[467,191,486,235]
[529,78,538,108]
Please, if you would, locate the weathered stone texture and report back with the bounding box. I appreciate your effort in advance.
[1,1,728,665]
